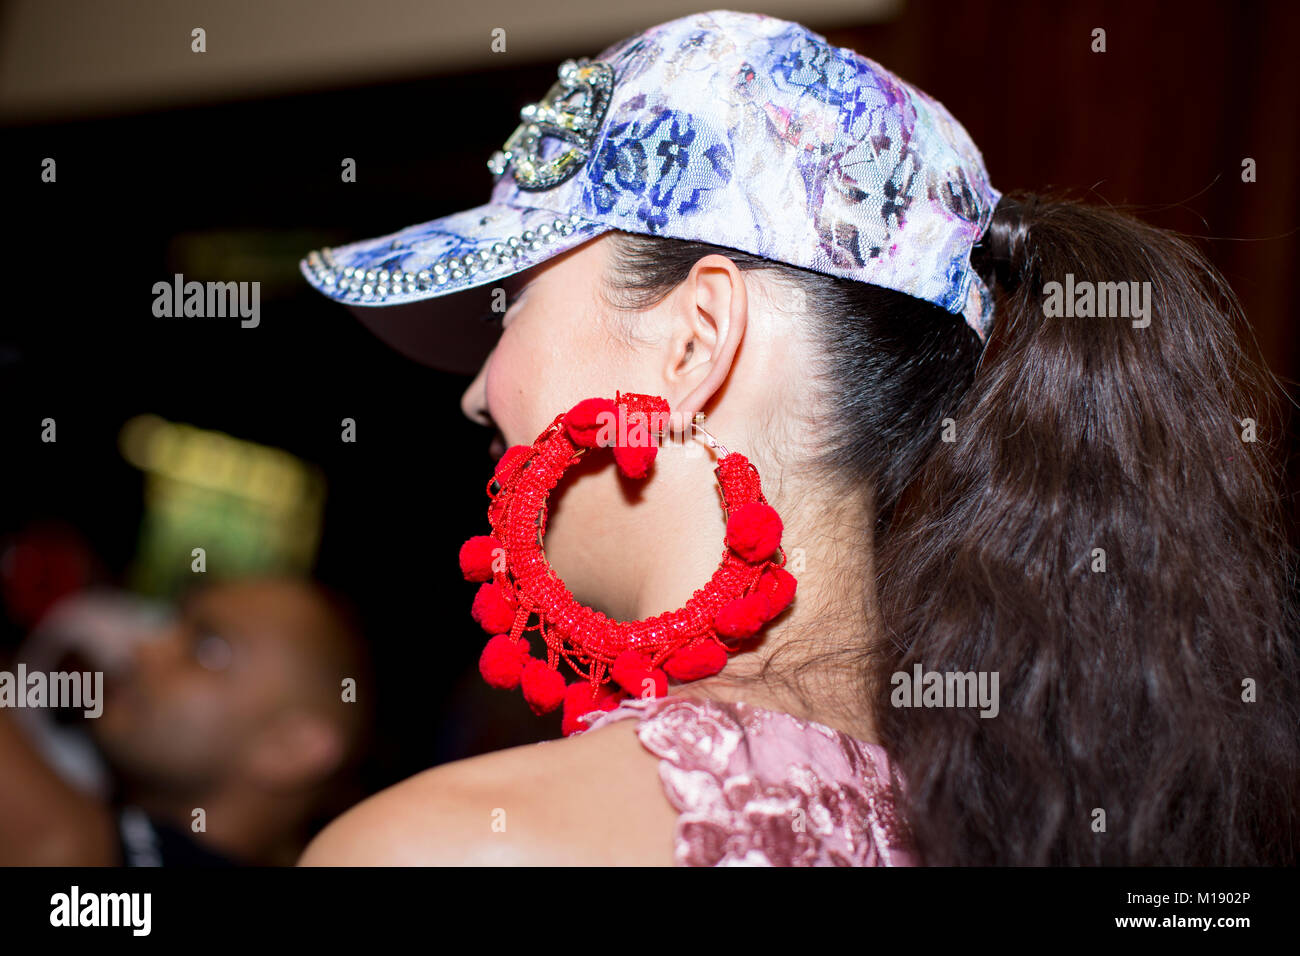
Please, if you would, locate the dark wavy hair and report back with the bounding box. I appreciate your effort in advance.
[598,190,1300,865]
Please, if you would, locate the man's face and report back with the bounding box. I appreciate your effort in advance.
[90,579,325,792]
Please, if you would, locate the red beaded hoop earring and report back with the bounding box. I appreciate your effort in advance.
[458,391,797,735]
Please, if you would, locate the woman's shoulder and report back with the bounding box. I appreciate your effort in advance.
[300,692,914,866]
[298,707,679,866]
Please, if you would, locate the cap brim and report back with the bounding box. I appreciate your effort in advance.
[299,200,609,375]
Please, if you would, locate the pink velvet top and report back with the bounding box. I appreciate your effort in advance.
[581,693,918,866]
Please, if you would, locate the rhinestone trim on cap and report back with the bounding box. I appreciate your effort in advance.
[302,213,588,304]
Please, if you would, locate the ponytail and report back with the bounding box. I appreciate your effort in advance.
[870,191,1300,865]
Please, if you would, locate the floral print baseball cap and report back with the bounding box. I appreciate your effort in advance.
[300,9,1001,373]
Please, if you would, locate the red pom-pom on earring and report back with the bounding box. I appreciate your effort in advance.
[613,442,657,479]
[611,649,652,692]
[565,397,619,448]
[664,640,729,681]
[560,682,627,736]
[479,635,529,689]
[471,581,518,634]
[459,535,501,582]
[637,668,668,699]
[725,502,783,563]
[521,658,567,714]
[714,592,774,640]
[756,565,797,617]
[610,649,667,697]
[494,445,529,483]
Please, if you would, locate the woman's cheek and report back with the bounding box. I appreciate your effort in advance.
[484,332,539,447]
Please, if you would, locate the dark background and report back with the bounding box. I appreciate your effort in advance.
[2,0,1296,797]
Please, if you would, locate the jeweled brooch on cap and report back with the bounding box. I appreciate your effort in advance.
[487,58,614,191]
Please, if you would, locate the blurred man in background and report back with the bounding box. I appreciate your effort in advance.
[0,576,372,865]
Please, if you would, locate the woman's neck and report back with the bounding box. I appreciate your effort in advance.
[626,467,883,746]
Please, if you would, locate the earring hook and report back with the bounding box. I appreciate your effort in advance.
[690,411,729,457]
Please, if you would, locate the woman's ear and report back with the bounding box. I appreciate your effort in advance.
[663,254,749,434]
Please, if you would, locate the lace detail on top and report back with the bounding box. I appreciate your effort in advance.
[581,694,917,866]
